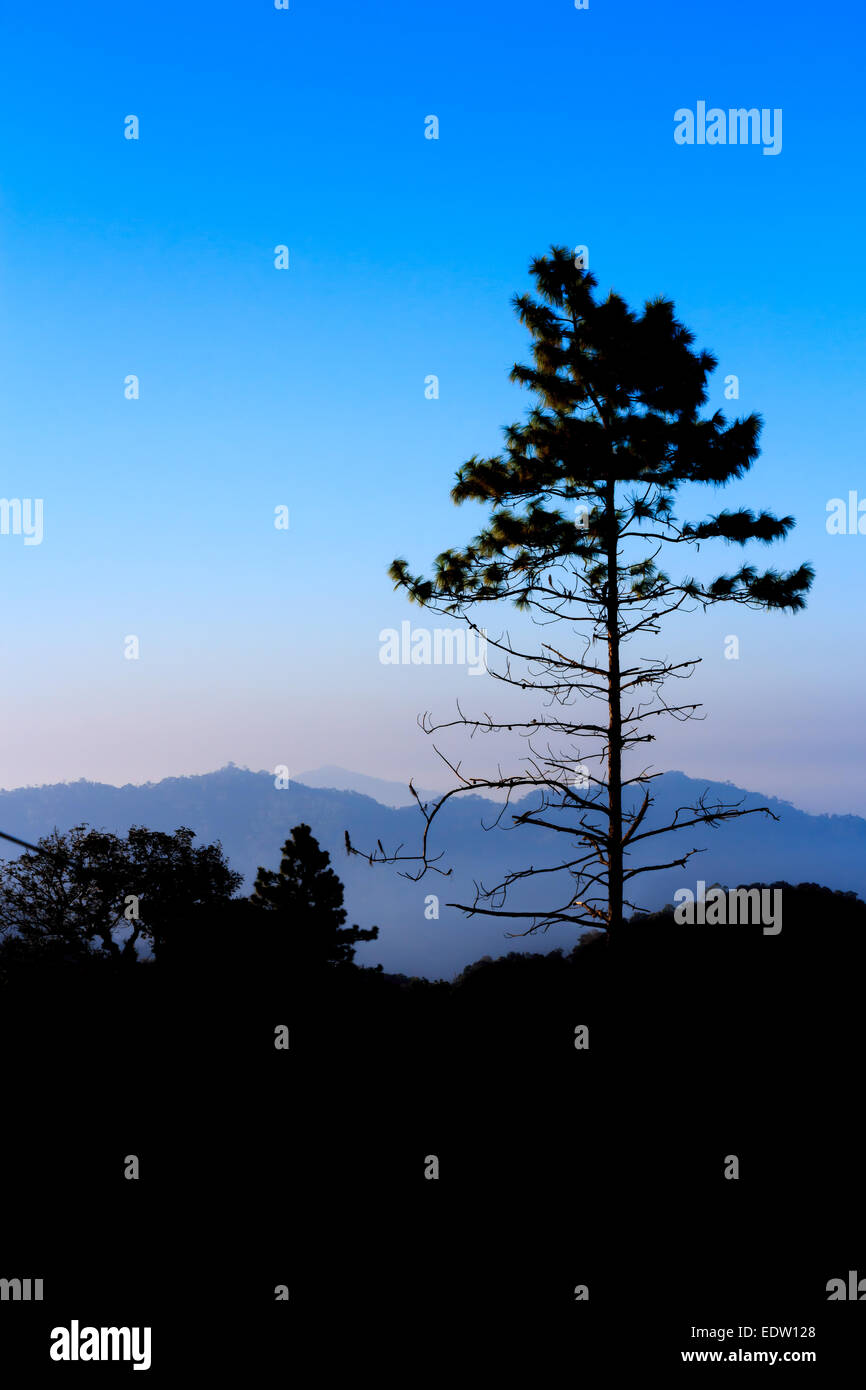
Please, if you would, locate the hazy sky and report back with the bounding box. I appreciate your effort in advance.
[0,0,864,813]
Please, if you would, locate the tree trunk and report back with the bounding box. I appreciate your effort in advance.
[605,479,623,934]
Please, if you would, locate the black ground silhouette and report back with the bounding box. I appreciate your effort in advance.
[1,872,863,1372]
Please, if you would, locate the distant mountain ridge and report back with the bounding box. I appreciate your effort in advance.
[293,765,445,808]
[1,764,863,978]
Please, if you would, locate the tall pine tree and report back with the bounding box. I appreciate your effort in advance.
[351,247,813,938]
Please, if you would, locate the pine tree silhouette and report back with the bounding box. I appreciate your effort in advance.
[353,246,814,938]
[251,823,378,971]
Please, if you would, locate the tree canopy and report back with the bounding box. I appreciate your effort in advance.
[0,823,241,971]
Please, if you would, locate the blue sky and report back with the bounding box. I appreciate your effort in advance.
[0,0,864,812]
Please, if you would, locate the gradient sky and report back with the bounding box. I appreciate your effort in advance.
[0,0,864,813]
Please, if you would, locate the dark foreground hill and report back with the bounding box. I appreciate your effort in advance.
[1,882,863,1371]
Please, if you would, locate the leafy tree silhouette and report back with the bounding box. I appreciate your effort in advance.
[0,822,241,972]
[250,823,378,971]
